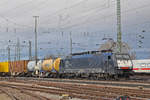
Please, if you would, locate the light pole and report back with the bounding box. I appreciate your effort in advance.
[7,46,11,73]
[70,32,72,55]
[7,46,10,62]
[29,40,32,60]
[33,16,39,65]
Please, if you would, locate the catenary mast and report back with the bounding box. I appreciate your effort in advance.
[117,0,122,53]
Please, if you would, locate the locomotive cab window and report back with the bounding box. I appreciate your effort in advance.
[116,54,130,60]
[116,54,133,69]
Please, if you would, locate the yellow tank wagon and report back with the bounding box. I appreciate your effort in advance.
[53,58,61,72]
[42,59,54,72]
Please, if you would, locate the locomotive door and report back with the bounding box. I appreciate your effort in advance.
[104,54,114,75]
[106,55,111,73]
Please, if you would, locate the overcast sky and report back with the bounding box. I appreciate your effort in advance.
[0,0,150,61]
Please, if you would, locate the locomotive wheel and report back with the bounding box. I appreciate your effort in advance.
[114,75,119,80]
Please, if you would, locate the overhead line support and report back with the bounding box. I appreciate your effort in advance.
[33,16,39,65]
[117,0,122,53]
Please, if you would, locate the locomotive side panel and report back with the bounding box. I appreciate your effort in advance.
[60,53,116,75]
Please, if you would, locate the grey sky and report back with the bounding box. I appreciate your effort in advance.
[0,0,150,61]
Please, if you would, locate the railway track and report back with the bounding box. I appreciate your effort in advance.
[1,77,150,88]
[0,77,150,100]
[0,87,19,100]
[0,85,51,100]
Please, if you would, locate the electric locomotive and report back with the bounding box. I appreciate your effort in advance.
[54,50,133,79]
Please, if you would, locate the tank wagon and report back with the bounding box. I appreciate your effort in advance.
[42,59,54,72]
[53,51,133,79]
[27,60,42,76]
[27,59,56,77]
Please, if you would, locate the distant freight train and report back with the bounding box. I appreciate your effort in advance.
[0,50,133,79]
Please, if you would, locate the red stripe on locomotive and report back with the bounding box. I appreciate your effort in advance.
[133,68,139,70]
[120,67,129,69]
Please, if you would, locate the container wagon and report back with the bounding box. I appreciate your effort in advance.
[0,60,29,76]
[0,62,10,76]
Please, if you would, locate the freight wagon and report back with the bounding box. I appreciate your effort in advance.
[0,62,10,76]
[0,60,29,76]
[27,59,56,77]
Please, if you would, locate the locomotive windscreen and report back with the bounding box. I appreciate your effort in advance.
[116,54,130,60]
[116,54,133,69]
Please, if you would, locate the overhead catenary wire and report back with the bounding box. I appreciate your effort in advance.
[0,0,50,29]
[0,0,10,7]
[0,0,149,60]
[40,0,150,31]
[0,15,32,28]
[2,0,50,19]
[0,0,37,14]
[40,0,110,31]
[0,0,149,31]
[40,0,89,24]
[60,2,150,30]
[0,0,99,28]
[0,0,148,32]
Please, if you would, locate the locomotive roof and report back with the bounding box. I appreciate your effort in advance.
[70,50,113,56]
[71,51,101,56]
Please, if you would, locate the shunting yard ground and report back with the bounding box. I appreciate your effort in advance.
[0,77,150,100]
